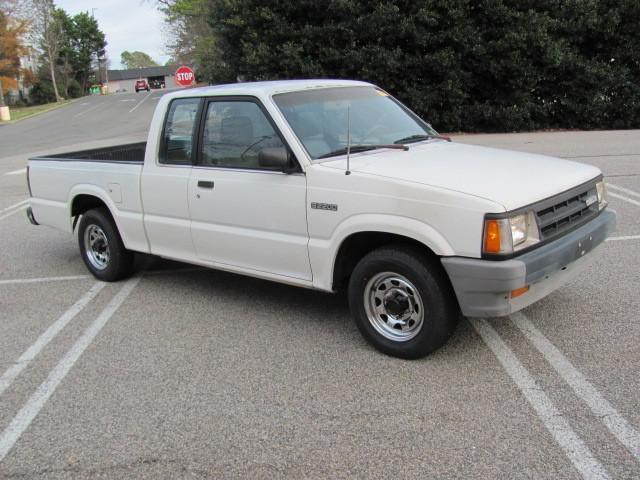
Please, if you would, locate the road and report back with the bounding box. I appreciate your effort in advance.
[0,89,171,158]
[0,94,639,479]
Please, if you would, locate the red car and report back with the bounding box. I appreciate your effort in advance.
[135,79,150,93]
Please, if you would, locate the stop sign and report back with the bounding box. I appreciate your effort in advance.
[175,66,195,87]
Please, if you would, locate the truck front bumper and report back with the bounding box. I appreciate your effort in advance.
[441,209,616,317]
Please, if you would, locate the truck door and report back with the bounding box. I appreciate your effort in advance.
[188,97,312,281]
[141,97,200,260]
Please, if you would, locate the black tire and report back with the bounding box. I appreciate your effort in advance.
[348,245,459,359]
[78,208,134,282]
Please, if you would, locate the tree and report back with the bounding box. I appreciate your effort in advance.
[120,50,158,69]
[67,12,106,90]
[52,8,74,97]
[194,0,640,132]
[56,11,106,95]
[30,0,65,102]
[0,7,29,107]
[157,0,214,67]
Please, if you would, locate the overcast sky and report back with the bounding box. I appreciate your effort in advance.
[56,0,170,69]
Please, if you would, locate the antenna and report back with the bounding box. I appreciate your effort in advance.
[345,105,351,176]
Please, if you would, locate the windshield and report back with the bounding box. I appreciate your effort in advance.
[273,86,437,160]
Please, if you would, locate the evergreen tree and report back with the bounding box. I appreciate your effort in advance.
[197,0,640,131]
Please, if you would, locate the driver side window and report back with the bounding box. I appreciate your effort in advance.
[201,100,285,169]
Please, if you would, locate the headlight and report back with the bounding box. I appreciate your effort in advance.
[483,211,540,255]
[596,180,608,210]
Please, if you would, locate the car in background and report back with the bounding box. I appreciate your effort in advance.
[149,79,166,89]
[135,79,150,93]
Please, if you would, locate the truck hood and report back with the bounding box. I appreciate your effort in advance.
[319,141,602,211]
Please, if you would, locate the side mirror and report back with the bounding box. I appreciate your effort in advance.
[258,147,291,171]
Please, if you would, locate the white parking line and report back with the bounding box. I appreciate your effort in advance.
[0,282,106,397]
[0,269,204,285]
[470,318,610,480]
[0,276,141,462]
[0,205,27,222]
[3,169,26,176]
[129,93,151,113]
[607,235,640,242]
[0,200,28,214]
[608,183,640,199]
[609,192,640,208]
[512,312,640,462]
[0,275,91,285]
[73,103,101,118]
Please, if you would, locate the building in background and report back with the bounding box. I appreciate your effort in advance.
[103,65,185,93]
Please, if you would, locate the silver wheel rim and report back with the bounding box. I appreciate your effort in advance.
[364,272,425,342]
[84,224,110,270]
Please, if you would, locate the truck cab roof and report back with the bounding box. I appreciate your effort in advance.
[166,79,374,99]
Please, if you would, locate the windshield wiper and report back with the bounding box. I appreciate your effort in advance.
[394,134,452,144]
[318,144,409,159]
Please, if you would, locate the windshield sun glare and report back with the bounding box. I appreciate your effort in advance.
[273,86,438,160]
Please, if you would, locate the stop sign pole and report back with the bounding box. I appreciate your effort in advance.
[175,66,195,87]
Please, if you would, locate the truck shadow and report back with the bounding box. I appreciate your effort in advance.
[141,256,349,323]
[140,256,473,361]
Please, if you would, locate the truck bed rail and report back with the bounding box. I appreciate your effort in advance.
[31,142,146,164]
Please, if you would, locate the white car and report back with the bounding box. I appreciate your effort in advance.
[26,80,616,358]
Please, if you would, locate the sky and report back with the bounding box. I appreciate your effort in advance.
[56,0,170,69]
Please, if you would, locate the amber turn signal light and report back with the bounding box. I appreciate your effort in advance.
[510,286,530,298]
[483,219,501,253]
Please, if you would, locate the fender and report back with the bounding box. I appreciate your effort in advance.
[309,213,455,291]
[68,185,150,253]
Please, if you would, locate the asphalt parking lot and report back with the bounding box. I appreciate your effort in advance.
[0,94,639,479]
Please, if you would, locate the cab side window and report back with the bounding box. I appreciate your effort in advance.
[200,100,286,169]
[160,98,200,165]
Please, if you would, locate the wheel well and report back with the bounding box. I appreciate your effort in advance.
[71,195,111,228]
[332,232,438,291]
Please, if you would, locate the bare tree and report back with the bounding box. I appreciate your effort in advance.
[156,0,213,65]
[29,0,63,101]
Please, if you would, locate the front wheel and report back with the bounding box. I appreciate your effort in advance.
[348,245,459,359]
[78,208,134,281]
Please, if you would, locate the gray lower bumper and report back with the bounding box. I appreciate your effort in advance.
[441,209,616,317]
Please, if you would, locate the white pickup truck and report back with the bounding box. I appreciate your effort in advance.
[27,80,616,358]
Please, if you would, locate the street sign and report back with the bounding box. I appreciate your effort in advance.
[175,66,195,87]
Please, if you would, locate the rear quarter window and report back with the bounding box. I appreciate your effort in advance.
[159,98,201,165]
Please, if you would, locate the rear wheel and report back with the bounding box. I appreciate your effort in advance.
[78,208,134,281]
[348,245,458,359]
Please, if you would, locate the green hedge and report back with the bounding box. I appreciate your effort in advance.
[205,0,640,132]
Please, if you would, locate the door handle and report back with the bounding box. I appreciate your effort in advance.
[197,180,214,189]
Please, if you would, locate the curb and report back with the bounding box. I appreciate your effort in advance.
[0,98,82,125]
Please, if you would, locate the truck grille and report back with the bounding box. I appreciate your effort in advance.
[535,180,599,241]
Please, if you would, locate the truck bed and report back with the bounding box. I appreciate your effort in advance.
[30,142,146,164]
[28,142,147,251]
